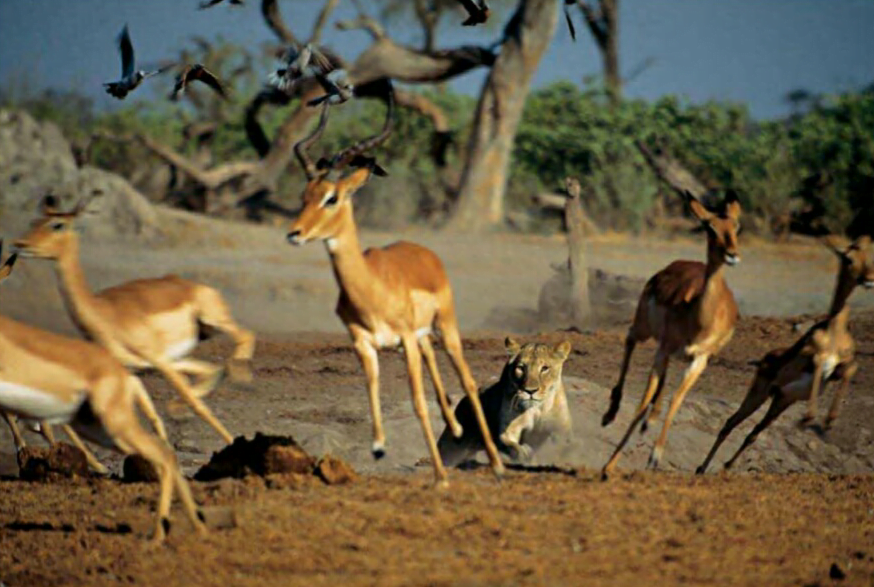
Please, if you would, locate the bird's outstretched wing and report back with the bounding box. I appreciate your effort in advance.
[118,25,135,78]
[189,64,227,98]
[142,62,175,79]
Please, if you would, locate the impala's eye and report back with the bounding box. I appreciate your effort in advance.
[51,222,66,232]
[325,194,339,206]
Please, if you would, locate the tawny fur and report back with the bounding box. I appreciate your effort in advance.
[0,249,203,542]
[601,191,742,479]
[438,338,572,467]
[15,203,255,444]
[697,236,874,473]
[288,166,505,485]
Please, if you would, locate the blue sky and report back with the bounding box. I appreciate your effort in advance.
[1,0,873,119]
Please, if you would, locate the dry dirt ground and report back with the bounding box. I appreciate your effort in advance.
[1,216,873,586]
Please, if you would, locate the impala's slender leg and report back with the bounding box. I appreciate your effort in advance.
[352,333,385,458]
[173,358,225,399]
[648,354,708,469]
[439,313,505,477]
[602,348,669,480]
[2,411,26,450]
[403,334,448,487]
[38,422,56,445]
[825,361,857,431]
[640,361,670,434]
[196,285,255,381]
[60,425,110,474]
[146,353,234,444]
[605,297,653,427]
[697,372,772,474]
[419,335,463,438]
[605,336,637,426]
[724,394,794,470]
[127,375,168,440]
[800,355,825,427]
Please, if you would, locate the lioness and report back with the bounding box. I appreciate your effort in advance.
[438,338,572,466]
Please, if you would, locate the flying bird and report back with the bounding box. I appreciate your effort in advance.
[458,0,489,26]
[268,43,332,93]
[307,69,354,107]
[103,25,170,99]
[198,0,244,8]
[170,64,227,101]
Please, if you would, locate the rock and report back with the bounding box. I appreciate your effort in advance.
[315,454,357,485]
[194,433,314,481]
[123,455,160,483]
[18,443,89,481]
[263,444,315,476]
[0,109,157,240]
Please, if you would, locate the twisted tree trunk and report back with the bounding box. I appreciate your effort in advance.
[447,0,560,231]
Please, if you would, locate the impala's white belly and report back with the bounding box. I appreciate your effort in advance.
[0,380,81,423]
[821,354,839,380]
[165,337,197,360]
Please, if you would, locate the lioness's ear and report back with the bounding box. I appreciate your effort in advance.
[554,340,571,361]
[505,336,521,356]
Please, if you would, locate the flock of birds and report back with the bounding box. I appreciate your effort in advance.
[1,0,872,543]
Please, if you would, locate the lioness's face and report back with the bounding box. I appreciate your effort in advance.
[505,338,572,411]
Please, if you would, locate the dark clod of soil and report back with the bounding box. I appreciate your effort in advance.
[315,454,357,485]
[18,443,89,481]
[194,433,315,481]
[829,563,846,580]
[122,455,159,483]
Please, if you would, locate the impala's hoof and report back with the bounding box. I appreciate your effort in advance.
[371,440,386,460]
[695,465,706,475]
[647,446,663,470]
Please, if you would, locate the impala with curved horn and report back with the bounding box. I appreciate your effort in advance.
[286,80,505,485]
[14,195,255,445]
[0,240,203,541]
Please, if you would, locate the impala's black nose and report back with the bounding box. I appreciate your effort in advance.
[287,230,302,245]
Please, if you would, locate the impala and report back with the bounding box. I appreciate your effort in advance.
[601,190,742,479]
[15,197,255,444]
[0,241,110,473]
[0,240,202,541]
[697,236,874,473]
[286,82,504,485]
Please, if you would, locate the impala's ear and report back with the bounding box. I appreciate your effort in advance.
[505,336,521,356]
[338,166,373,197]
[723,189,742,220]
[685,190,713,223]
[854,235,872,250]
[554,340,572,362]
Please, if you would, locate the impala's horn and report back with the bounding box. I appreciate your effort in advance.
[294,101,331,180]
[330,78,395,172]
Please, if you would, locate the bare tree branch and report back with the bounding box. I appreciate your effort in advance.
[635,140,708,199]
[335,14,386,40]
[347,41,495,84]
[308,0,341,45]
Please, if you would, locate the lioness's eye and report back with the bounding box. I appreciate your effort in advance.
[540,365,549,374]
